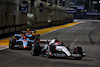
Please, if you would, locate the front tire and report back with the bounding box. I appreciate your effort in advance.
[9,38,16,49]
[74,47,83,60]
[31,43,41,56]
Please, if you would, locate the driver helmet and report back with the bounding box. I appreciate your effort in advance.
[27,28,30,32]
[23,36,26,39]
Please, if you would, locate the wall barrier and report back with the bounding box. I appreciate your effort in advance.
[0,24,27,38]
[0,20,73,39]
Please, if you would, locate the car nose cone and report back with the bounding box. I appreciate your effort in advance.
[24,46,27,48]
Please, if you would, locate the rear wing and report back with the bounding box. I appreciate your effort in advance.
[39,39,51,43]
[15,29,36,35]
[22,30,36,34]
[39,39,56,45]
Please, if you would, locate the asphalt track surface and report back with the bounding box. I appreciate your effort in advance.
[0,20,100,67]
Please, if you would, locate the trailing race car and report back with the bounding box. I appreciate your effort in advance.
[9,29,40,49]
[31,38,86,60]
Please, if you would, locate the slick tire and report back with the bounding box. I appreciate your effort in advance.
[31,43,41,56]
[74,47,83,60]
[9,38,16,49]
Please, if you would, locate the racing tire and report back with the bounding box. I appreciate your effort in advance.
[9,38,16,49]
[74,47,83,60]
[31,43,41,56]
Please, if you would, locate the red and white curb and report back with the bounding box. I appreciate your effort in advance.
[0,45,9,51]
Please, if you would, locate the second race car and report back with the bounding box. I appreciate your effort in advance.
[31,38,86,60]
[9,29,40,49]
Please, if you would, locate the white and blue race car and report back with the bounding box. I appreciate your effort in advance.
[9,30,40,49]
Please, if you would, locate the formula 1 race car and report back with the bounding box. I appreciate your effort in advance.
[9,29,40,49]
[31,38,86,60]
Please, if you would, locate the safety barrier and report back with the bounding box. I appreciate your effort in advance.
[0,24,27,38]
